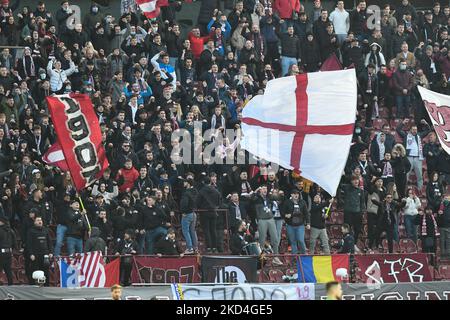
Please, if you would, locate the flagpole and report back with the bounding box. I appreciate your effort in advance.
[326,198,334,218]
[78,195,92,234]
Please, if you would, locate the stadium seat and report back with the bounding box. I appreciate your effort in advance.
[438,265,450,280]
[268,269,284,283]
[329,225,342,239]
[373,119,386,130]
[399,239,418,253]
[16,270,28,285]
[11,256,19,270]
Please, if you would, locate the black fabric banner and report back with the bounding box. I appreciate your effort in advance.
[201,256,258,283]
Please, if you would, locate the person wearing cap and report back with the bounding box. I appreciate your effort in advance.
[0,216,16,285]
[114,228,138,286]
[154,228,183,256]
[23,188,53,226]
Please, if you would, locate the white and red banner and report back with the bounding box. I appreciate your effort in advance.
[46,94,109,191]
[59,252,120,288]
[354,253,432,283]
[136,0,167,19]
[240,69,357,196]
[418,86,450,155]
[42,141,69,171]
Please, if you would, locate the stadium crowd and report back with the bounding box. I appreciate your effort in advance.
[0,0,449,286]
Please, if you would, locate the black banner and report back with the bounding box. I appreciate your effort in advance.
[201,256,258,283]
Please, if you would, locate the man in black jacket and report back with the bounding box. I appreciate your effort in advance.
[27,216,53,286]
[139,196,169,254]
[252,185,281,264]
[0,216,16,285]
[180,178,198,254]
[282,189,310,255]
[196,177,222,253]
[114,229,138,286]
[309,194,331,254]
[65,200,88,255]
[279,26,301,76]
[337,223,355,253]
[155,228,183,256]
[230,220,253,255]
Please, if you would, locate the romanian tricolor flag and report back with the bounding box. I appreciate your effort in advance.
[297,255,349,283]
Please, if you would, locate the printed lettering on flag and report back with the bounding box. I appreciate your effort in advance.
[59,252,120,288]
[418,86,450,155]
[46,94,109,190]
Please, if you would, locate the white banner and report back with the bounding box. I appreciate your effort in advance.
[176,283,315,300]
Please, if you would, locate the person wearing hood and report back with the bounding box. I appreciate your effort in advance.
[84,226,106,254]
[83,3,104,37]
[302,32,321,72]
[0,216,16,285]
[196,176,222,253]
[365,43,386,73]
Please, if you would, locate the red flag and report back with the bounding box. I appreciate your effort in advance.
[46,94,109,191]
[104,258,121,287]
[42,141,69,171]
[136,0,162,19]
[320,53,343,72]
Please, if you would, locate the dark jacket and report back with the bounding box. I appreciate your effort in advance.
[154,235,181,255]
[115,238,138,255]
[66,209,88,239]
[279,33,302,59]
[180,187,198,213]
[196,184,222,211]
[252,193,274,220]
[341,184,366,213]
[230,231,253,255]
[0,223,16,249]
[391,69,415,96]
[26,225,53,255]
[84,227,106,254]
[93,217,113,242]
[140,205,167,230]
[438,201,450,228]
[282,198,310,226]
[338,233,355,254]
[310,202,328,229]
[372,199,406,227]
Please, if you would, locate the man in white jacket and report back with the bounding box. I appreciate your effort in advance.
[402,188,421,242]
[329,1,349,46]
[46,57,77,93]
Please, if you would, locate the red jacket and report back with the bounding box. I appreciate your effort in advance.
[274,0,301,20]
[116,167,139,193]
[188,32,211,59]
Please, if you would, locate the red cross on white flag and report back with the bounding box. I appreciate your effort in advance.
[240,69,357,196]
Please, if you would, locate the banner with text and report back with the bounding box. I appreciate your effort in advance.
[201,256,258,283]
[178,283,315,300]
[130,256,200,283]
[354,253,432,283]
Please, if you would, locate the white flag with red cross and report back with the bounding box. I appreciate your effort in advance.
[240,69,357,196]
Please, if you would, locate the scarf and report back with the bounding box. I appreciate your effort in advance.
[23,55,36,77]
[382,161,393,178]
[422,214,440,237]
[406,132,424,160]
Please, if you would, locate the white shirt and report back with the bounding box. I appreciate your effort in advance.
[329,8,350,34]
